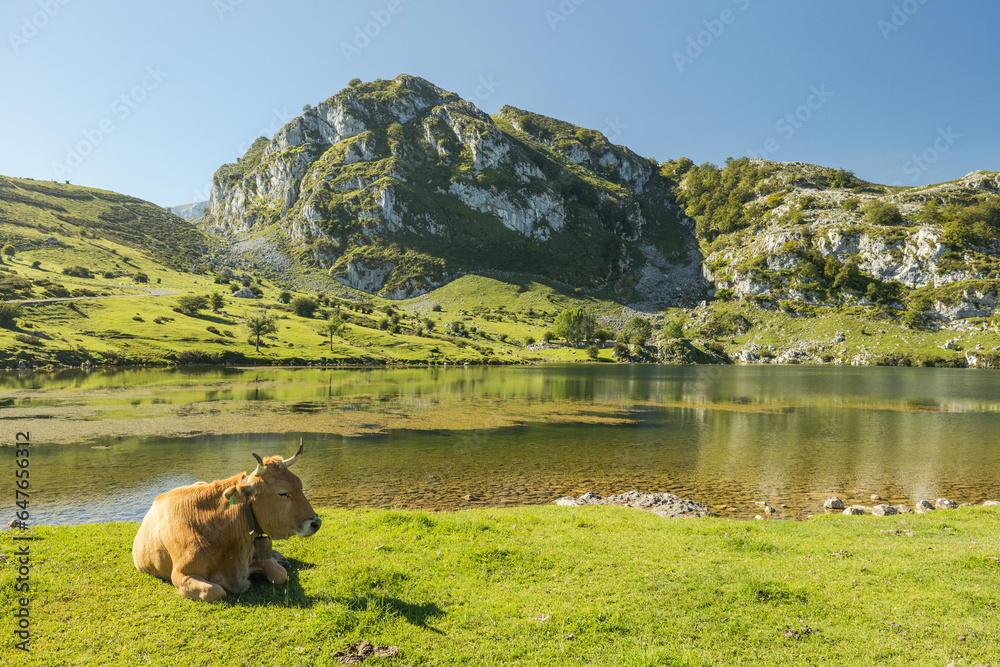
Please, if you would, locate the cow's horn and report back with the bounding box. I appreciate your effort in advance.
[282,438,304,468]
[250,452,267,478]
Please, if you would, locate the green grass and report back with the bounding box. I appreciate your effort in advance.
[3,506,999,665]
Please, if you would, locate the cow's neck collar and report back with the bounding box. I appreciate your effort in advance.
[244,501,266,538]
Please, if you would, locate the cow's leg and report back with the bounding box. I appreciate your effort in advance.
[261,558,288,585]
[171,569,227,603]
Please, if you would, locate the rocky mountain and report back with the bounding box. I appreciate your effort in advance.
[168,200,208,220]
[667,158,1000,326]
[206,74,704,304]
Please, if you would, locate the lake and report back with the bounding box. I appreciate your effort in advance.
[4,364,1000,524]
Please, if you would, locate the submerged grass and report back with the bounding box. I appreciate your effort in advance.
[2,506,999,665]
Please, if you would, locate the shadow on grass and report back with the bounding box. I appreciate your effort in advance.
[337,594,447,634]
[232,557,317,608]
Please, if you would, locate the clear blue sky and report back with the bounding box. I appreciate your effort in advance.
[2,0,997,207]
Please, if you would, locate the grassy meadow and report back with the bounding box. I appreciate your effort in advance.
[2,505,999,666]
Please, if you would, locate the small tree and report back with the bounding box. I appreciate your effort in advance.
[586,345,600,360]
[620,316,653,347]
[317,315,345,351]
[290,296,319,318]
[278,291,292,304]
[209,291,225,311]
[349,77,362,87]
[134,272,149,283]
[31,260,41,269]
[551,307,597,345]
[2,244,14,258]
[0,301,21,329]
[542,330,555,344]
[176,294,209,315]
[245,309,278,352]
[664,319,685,339]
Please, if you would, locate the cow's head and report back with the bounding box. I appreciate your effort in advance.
[222,441,322,540]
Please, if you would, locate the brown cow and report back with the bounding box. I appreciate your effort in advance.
[132,442,321,602]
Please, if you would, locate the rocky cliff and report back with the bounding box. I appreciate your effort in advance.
[207,75,703,303]
[673,159,1000,326]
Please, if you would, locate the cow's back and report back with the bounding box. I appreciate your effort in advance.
[132,477,240,580]
[132,492,175,579]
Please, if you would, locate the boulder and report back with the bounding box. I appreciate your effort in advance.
[915,500,935,512]
[892,504,912,514]
[555,490,709,517]
[935,498,959,509]
[824,497,845,510]
[983,500,1000,507]
[842,506,866,516]
[871,504,899,516]
[231,286,257,299]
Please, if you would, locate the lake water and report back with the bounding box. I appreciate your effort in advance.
[4,364,1000,524]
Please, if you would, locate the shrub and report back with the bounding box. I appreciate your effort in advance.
[864,201,904,226]
[176,294,209,315]
[524,335,536,346]
[206,326,222,336]
[432,304,443,312]
[586,345,600,360]
[349,77,361,87]
[14,333,40,346]
[31,260,40,269]
[290,296,319,318]
[103,271,115,279]
[278,291,292,304]
[62,266,93,278]
[842,198,861,211]
[134,272,149,283]
[2,244,14,257]
[664,320,685,339]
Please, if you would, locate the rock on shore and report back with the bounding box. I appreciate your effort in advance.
[555,491,709,518]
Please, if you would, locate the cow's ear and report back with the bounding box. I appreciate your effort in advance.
[224,483,259,505]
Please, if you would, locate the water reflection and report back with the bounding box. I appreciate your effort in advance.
[4,365,1000,524]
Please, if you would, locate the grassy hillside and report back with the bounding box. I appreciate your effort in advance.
[0,175,210,271]
[3,505,999,665]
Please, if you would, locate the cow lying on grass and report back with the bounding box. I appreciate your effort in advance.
[132,442,322,602]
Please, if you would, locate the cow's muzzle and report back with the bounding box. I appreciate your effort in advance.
[298,516,322,537]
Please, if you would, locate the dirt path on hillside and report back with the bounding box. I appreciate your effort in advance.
[9,285,181,304]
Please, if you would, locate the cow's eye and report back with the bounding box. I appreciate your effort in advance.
[278,492,291,499]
